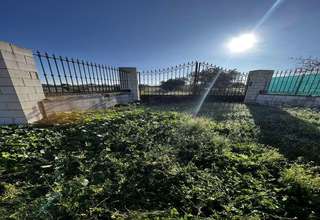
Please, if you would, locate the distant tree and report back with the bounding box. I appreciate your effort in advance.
[193,67,241,89]
[230,82,246,88]
[291,57,320,71]
[160,78,186,92]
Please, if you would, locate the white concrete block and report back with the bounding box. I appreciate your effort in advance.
[11,47,32,57]
[0,50,26,63]
[0,42,45,124]
[25,56,36,65]
[0,41,13,52]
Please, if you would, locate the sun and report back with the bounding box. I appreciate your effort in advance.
[227,33,257,53]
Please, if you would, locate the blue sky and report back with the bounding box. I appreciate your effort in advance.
[0,0,319,72]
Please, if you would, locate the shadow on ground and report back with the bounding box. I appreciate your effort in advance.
[144,101,320,164]
[247,104,320,164]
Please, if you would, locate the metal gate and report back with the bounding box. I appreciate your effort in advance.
[138,61,248,103]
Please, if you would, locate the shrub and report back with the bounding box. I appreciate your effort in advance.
[0,107,319,219]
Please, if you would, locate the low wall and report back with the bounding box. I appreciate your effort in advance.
[256,94,320,108]
[39,93,133,117]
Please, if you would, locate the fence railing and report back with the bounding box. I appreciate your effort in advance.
[138,61,248,100]
[34,51,129,96]
[266,68,320,96]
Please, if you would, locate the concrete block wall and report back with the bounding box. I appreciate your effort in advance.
[40,93,132,117]
[255,94,320,108]
[0,41,45,124]
[244,70,274,104]
[244,69,320,108]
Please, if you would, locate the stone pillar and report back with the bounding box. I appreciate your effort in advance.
[119,67,140,101]
[244,70,274,104]
[0,41,45,124]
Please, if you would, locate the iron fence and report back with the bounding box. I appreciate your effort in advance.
[138,61,248,102]
[34,51,129,96]
[266,68,320,96]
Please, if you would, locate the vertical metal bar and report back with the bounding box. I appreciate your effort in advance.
[158,69,160,95]
[291,69,300,94]
[93,63,101,92]
[161,70,167,95]
[301,69,312,95]
[152,70,154,96]
[307,68,317,95]
[178,65,182,96]
[193,61,199,96]
[90,62,97,92]
[285,69,295,94]
[295,68,307,95]
[182,63,186,96]
[76,59,86,92]
[71,58,81,93]
[280,70,289,93]
[59,56,70,94]
[138,71,141,95]
[65,57,75,93]
[98,64,106,92]
[149,70,152,95]
[156,70,158,96]
[273,70,282,94]
[84,62,92,92]
[81,61,91,93]
[109,66,115,92]
[187,63,191,95]
[291,68,302,95]
[150,70,153,96]
[45,53,58,94]
[117,68,121,91]
[102,65,110,92]
[158,68,164,94]
[313,68,320,96]
[52,54,64,94]
[109,67,114,92]
[113,67,119,91]
[268,71,275,93]
[278,70,286,94]
[37,51,51,94]
[198,62,202,95]
[104,65,111,92]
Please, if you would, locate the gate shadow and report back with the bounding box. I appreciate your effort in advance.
[246,104,320,164]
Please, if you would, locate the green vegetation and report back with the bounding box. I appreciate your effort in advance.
[1,104,320,219]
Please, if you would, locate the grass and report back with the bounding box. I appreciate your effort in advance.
[145,101,320,164]
[1,103,320,219]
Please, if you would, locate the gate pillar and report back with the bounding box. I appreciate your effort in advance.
[0,41,45,124]
[244,70,274,104]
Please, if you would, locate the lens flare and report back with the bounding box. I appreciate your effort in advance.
[227,33,257,53]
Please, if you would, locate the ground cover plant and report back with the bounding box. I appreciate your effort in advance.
[1,104,320,219]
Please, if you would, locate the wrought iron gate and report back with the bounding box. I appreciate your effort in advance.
[138,61,248,102]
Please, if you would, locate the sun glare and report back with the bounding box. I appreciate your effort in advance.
[227,33,257,53]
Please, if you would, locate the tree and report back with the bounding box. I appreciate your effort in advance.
[193,67,241,89]
[160,78,186,92]
[291,57,320,71]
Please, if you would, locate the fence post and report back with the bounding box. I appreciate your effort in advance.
[192,61,200,95]
[244,70,274,104]
[119,67,140,101]
[0,41,45,124]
